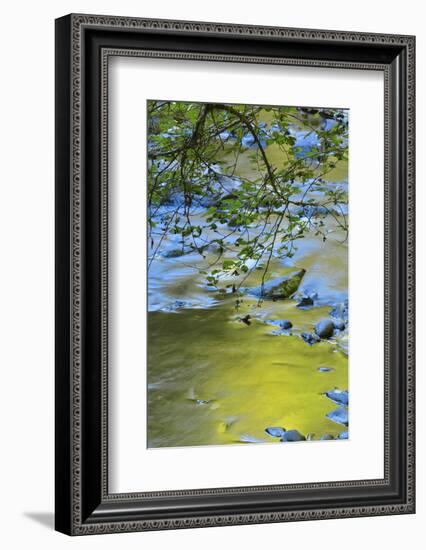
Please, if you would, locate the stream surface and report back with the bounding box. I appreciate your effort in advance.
[147,120,349,448]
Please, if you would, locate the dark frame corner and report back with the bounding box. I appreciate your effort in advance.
[55,13,415,536]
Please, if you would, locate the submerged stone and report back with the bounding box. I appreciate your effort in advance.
[280,430,306,442]
[265,427,286,438]
[327,406,349,426]
[163,300,193,312]
[162,248,186,258]
[250,269,306,300]
[314,319,335,339]
[325,389,349,406]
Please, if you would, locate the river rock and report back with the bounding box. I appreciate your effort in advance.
[325,389,349,406]
[338,431,349,439]
[251,269,306,300]
[162,248,186,258]
[280,430,306,442]
[314,319,335,339]
[327,406,349,426]
[265,426,286,438]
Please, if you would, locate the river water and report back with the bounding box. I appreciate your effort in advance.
[147,124,349,448]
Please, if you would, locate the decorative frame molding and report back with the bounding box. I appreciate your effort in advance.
[55,13,415,535]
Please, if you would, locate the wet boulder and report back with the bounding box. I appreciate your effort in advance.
[265,427,306,442]
[251,269,306,300]
[162,248,186,258]
[265,426,286,438]
[325,389,349,406]
[327,406,349,426]
[314,319,335,339]
[280,430,306,442]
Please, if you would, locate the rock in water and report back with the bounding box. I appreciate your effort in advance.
[314,319,335,339]
[325,389,349,406]
[162,248,186,258]
[265,427,286,438]
[327,406,349,426]
[280,320,293,330]
[280,430,306,442]
[251,269,306,300]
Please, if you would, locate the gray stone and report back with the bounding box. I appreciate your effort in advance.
[280,430,306,442]
[162,248,186,258]
[325,389,349,406]
[265,426,286,438]
[314,319,335,339]
[251,269,306,300]
[326,406,349,426]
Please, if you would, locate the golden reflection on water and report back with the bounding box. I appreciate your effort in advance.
[147,132,348,448]
[148,240,348,448]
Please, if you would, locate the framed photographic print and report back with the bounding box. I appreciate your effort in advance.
[55,14,415,535]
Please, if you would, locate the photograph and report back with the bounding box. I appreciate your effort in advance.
[52,11,415,537]
[147,100,349,448]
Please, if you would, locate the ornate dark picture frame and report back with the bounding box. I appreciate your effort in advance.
[55,13,415,536]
